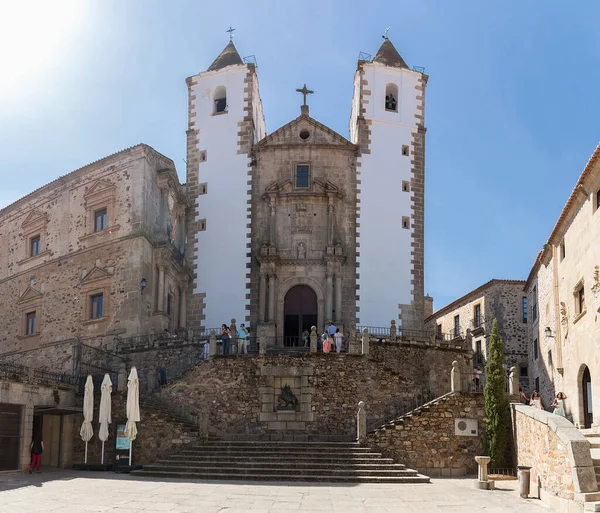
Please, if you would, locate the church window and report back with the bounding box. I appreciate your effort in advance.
[214,86,227,114]
[299,129,310,140]
[401,216,410,229]
[402,181,410,192]
[167,294,173,316]
[295,165,310,189]
[30,235,41,257]
[90,293,104,319]
[25,311,36,335]
[385,83,398,112]
[199,150,207,162]
[94,208,107,232]
[402,145,410,156]
[199,183,207,195]
[199,218,206,231]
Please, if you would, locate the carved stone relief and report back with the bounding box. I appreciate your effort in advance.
[591,265,600,312]
[560,301,569,341]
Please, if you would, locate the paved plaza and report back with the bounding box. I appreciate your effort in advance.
[0,470,552,512]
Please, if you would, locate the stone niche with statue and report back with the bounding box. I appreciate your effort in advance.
[258,365,314,431]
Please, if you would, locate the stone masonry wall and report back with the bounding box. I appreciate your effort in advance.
[71,392,198,466]
[366,392,485,476]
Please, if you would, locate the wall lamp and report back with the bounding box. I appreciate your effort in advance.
[140,278,147,295]
[544,327,554,339]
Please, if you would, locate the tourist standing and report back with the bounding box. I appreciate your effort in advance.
[238,323,249,354]
[29,437,44,474]
[552,392,567,417]
[302,329,309,347]
[221,324,231,355]
[327,322,336,351]
[334,328,343,353]
[530,391,544,410]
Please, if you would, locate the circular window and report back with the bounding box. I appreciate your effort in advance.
[299,129,310,140]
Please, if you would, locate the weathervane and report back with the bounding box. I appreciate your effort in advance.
[382,27,390,40]
[296,84,314,106]
[226,26,235,41]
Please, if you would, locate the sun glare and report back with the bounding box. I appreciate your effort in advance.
[0,0,84,90]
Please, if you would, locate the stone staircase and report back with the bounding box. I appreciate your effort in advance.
[582,430,600,488]
[131,440,430,483]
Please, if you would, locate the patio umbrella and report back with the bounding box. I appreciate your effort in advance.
[79,375,94,464]
[124,366,140,466]
[98,373,112,465]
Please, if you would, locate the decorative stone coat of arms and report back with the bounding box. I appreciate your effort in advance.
[591,265,600,313]
[560,301,569,341]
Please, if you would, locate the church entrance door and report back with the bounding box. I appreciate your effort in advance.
[582,365,593,429]
[283,285,317,347]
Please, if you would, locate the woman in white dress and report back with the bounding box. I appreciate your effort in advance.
[552,392,567,417]
[530,391,544,410]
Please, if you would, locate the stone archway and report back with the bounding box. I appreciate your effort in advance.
[283,285,317,347]
[581,365,594,429]
[276,276,325,342]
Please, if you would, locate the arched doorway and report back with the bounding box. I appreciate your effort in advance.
[283,285,317,347]
[582,365,593,429]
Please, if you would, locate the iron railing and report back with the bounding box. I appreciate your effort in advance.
[0,361,76,388]
[366,389,439,432]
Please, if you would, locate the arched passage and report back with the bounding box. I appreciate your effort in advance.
[283,285,317,347]
[581,365,594,429]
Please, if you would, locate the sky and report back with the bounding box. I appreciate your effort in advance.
[1,0,599,311]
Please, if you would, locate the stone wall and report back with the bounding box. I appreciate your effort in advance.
[366,392,485,476]
[71,392,198,466]
[511,403,598,505]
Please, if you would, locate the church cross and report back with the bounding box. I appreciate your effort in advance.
[383,27,390,39]
[296,84,314,106]
[226,26,235,41]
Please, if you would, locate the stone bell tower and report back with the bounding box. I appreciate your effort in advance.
[350,37,428,330]
[185,39,266,330]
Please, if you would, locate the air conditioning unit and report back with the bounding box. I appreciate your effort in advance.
[455,418,478,436]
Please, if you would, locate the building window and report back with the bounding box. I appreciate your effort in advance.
[402,181,410,192]
[473,304,481,328]
[295,165,310,188]
[94,208,107,232]
[560,240,566,261]
[384,83,398,112]
[26,311,36,335]
[596,189,600,212]
[533,338,538,360]
[401,145,410,156]
[522,297,528,323]
[199,150,207,162]
[30,235,41,257]
[90,293,104,319]
[199,183,208,195]
[453,315,460,337]
[520,365,528,378]
[436,324,442,338]
[532,286,538,322]
[475,340,482,365]
[548,350,553,366]
[535,376,540,393]
[167,294,173,316]
[401,217,410,229]
[199,218,207,231]
[575,280,586,316]
[214,86,227,114]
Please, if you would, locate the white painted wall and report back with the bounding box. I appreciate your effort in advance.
[190,65,263,328]
[353,64,422,326]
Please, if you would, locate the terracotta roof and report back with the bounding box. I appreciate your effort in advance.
[0,144,175,218]
[425,279,526,323]
[207,41,244,72]
[372,39,409,69]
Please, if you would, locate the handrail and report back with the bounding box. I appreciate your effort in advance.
[366,389,441,433]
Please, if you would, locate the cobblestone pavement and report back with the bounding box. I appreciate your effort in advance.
[0,471,553,512]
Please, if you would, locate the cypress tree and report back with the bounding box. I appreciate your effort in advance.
[483,318,510,467]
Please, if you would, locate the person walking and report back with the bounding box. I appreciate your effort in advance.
[221,324,231,355]
[530,391,544,410]
[552,392,567,417]
[238,323,249,354]
[29,437,44,474]
[334,328,344,353]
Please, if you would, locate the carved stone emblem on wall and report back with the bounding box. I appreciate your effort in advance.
[591,265,600,312]
[277,385,298,411]
[292,203,311,234]
[560,301,569,341]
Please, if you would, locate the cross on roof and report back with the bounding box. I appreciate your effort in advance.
[382,27,390,39]
[226,26,235,41]
[296,84,314,106]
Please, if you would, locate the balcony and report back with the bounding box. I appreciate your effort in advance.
[470,317,487,336]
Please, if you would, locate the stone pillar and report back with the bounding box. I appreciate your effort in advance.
[509,366,519,396]
[327,203,334,246]
[230,318,238,355]
[268,274,276,323]
[259,272,267,323]
[348,325,358,354]
[179,286,187,328]
[209,330,217,356]
[474,456,494,490]
[361,328,369,356]
[259,331,267,355]
[325,273,333,324]
[390,320,397,342]
[335,274,342,322]
[157,265,165,312]
[310,326,317,353]
[451,360,462,393]
[357,401,366,443]
[117,362,127,392]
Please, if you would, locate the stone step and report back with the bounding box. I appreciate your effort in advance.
[158,456,395,464]
[197,440,362,447]
[188,443,373,450]
[179,449,384,458]
[141,464,417,476]
[131,469,430,483]
[185,446,373,453]
[153,460,406,470]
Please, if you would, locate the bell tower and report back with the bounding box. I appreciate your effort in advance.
[350,37,428,330]
[185,38,266,330]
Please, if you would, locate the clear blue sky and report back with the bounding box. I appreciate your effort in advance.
[1,0,599,310]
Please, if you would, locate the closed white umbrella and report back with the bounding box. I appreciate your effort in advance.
[79,375,94,464]
[98,373,112,465]
[124,366,140,466]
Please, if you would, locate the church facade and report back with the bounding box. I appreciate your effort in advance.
[185,38,428,342]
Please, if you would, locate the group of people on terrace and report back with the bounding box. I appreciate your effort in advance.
[522,388,568,418]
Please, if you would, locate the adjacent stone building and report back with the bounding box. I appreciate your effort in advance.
[0,144,191,359]
[425,279,529,391]
[525,144,600,428]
